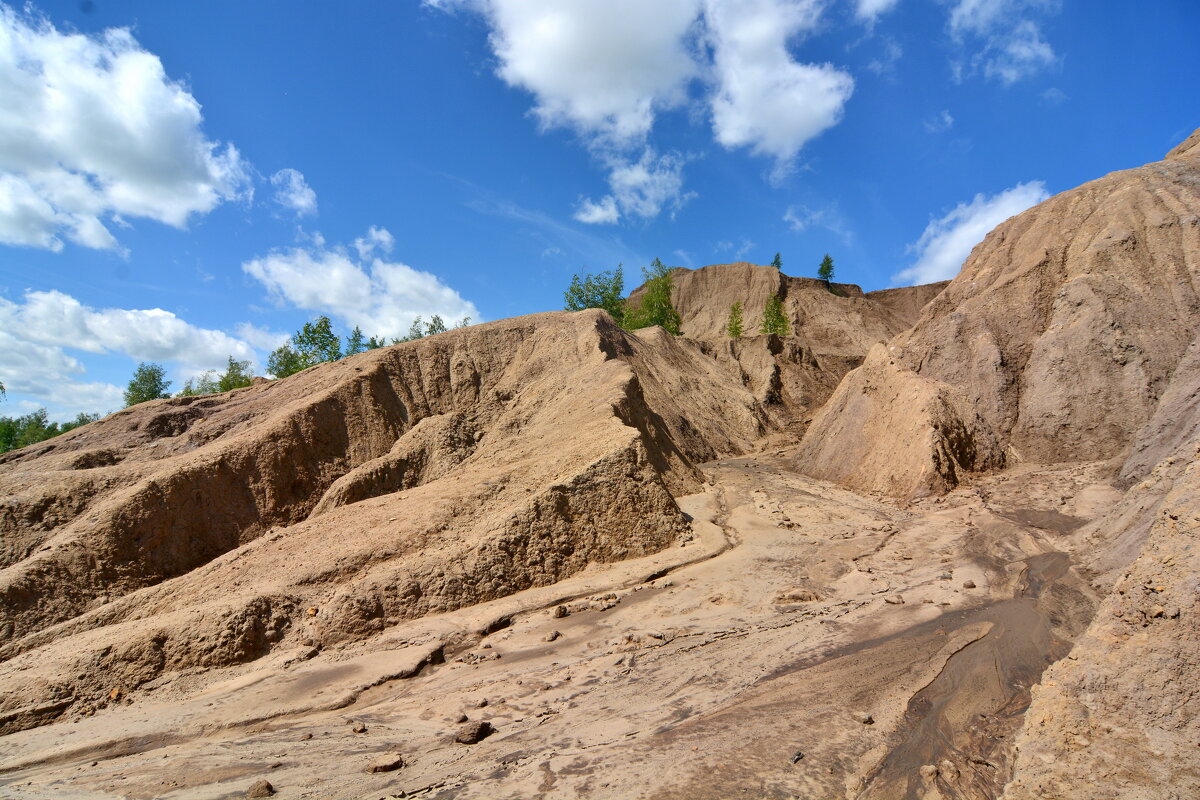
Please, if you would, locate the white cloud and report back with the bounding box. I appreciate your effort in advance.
[353,225,395,259]
[0,290,261,416]
[0,7,250,253]
[946,0,1059,84]
[704,0,854,170]
[3,290,257,367]
[233,322,289,352]
[855,0,900,24]
[983,19,1055,84]
[243,228,481,338]
[923,109,955,133]
[431,0,702,145]
[1040,86,1067,105]
[430,0,855,220]
[866,37,904,77]
[576,150,693,225]
[270,169,317,216]
[714,238,756,259]
[0,319,90,403]
[574,195,620,225]
[892,180,1048,285]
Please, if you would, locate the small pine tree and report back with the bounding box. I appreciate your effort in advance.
[124,362,171,406]
[727,301,744,338]
[345,326,367,356]
[771,253,782,270]
[818,253,835,283]
[394,316,425,344]
[759,294,791,336]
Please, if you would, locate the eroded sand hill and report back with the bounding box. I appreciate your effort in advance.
[1,131,1199,800]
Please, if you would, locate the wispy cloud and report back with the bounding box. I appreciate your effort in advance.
[270,169,318,216]
[784,202,854,243]
[892,180,1049,285]
[946,0,1060,85]
[923,109,955,133]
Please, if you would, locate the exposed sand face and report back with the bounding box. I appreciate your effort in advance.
[0,456,1117,799]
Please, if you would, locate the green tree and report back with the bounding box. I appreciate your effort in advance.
[624,258,682,335]
[267,344,306,379]
[454,316,472,329]
[818,253,835,283]
[366,335,388,349]
[759,294,791,336]
[124,362,171,407]
[178,371,219,397]
[267,316,344,379]
[771,252,782,270]
[425,315,447,336]
[293,315,342,363]
[391,316,426,345]
[564,265,626,324]
[217,356,254,392]
[726,301,744,338]
[0,409,100,453]
[345,326,367,356]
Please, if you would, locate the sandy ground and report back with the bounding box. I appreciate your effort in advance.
[0,454,1119,800]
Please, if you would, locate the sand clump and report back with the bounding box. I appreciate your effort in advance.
[793,344,1005,498]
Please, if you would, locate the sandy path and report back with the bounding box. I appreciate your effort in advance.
[0,456,1115,799]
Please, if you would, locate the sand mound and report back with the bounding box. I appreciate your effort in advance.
[0,311,770,731]
[889,133,1200,464]
[792,344,1005,497]
[790,129,1200,499]
[632,261,944,348]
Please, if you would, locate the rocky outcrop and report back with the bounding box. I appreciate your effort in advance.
[792,345,1005,497]
[790,129,1200,501]
[627,261,948,424]
[631,261,946,350]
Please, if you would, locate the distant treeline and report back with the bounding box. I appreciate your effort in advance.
[0,409,99,454]
[0,313,475,454]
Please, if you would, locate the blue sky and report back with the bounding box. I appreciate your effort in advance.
[1,0,1197,419]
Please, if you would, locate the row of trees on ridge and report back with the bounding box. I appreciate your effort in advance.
[121,312,476,410]
[565,252,837,338]
[564,258,682,335]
